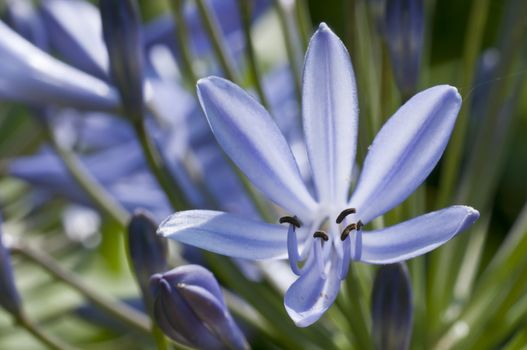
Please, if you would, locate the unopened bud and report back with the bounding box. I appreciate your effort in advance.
[371,263,413,350]
[99,0,144,119]
[150,265,248,350]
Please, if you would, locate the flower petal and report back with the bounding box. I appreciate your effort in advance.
[197,77,317,217]
[40,0,108,78]
[158,210,287,260]
[284,251,342,327]
[350,85,462,223]
[0,20,119,110]
[179,285,249,350]
[358,206,479,264]
[302,23,358,204]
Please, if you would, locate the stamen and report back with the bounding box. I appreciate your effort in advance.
[356,220,363,230]
[336,208,356,224]
[340,223,356,241]
[287,225,302,275]
[339,234,351,280]
[313,236,327,279]
[279,216,302,228]
[313,231,329,241]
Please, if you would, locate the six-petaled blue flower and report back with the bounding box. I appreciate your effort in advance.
[158,23,480,327]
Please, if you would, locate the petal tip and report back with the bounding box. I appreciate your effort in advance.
[314,22,336,39]
[466,206,480,222]
[435,84,462,104]
[284,306,320,328]
[457,206,480,233]
[318,22,330,31]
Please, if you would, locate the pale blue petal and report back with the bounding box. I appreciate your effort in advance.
[302,23,358,204]
[359,206,479,264]
[158,210,287,260]
[40,0,109,78]
[197,77,317,217]
[350,85,462,223]
[0,20,118,110]
[284,251,342,327]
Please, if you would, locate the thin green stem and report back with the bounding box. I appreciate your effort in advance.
[344,264,373,350]
[195,0,239,82]
[435,0,490,208]
[170,0,199,86]
[15,312,78,350]
[237,0,271,110]
[152,324,170,350]
[11,243,151,336]
[273,0,302,106]
[132,119,187,211]
[294,0,312,50]
[43,122,129,227]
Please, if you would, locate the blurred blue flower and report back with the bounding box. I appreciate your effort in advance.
[150,265,248,349]
[4,0,48,50]
[0,215,22,316]
[144,0,270,63]
[40,0,109,79]
[0,19,119,110]
[158,23,479,326]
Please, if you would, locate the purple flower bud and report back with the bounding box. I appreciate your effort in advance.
[127,210,167,313]
[0,215,22,316]
[383,0,424,97]
[150,265,248,350]
[371,263,413,350]
[99,0,144,119]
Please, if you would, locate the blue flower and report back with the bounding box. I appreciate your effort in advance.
[158,23,479,327]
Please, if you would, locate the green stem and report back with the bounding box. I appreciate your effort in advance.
[11,243,151,336]
[273,0,302,106]
[43,122,129,227]
[170,0,198,86]
[195,0,239,82]
[429,0,525,333]
[344,264,372,350]
[15,312,77,350]
[152,324,170,350]
[237,0,271,110]
[132,119,187,211]
[435,0,490,208]
[294,0,312,50]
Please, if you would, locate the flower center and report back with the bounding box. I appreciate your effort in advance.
[279,208,363,280]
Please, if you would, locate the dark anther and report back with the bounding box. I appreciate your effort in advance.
[356,220,364,230]
[336,208,356,224]
[340,223,356,241]
[313,231,329,241]
[279,216,301,228]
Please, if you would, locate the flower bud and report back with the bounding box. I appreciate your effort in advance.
[0,215,22,316]
[99,0,144,119]
[150,265,248,350]
[382,0,424,98]
[371,263,413,350]
[127,210,167,313]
